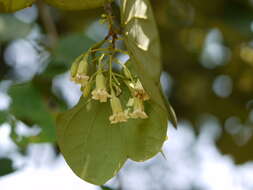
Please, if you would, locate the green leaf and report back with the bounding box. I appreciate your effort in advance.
[100,186,115,190]
[57,90,168,185]
[0,0,35,13]
[56,0,175,185]
[42,34,94,79]
[54,34,94,64]
[8,82,56,142]
[0,111,7,125]
[121,0,177,127]
[0,158,15,176]
[121,0,161,82]
[43,0,109,11]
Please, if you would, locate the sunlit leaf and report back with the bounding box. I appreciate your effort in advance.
[43,0,109,11]
[121,0,177,127]
[0,0,35,13]
[121,0,161,81]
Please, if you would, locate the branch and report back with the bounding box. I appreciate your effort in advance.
[37,0,59,49]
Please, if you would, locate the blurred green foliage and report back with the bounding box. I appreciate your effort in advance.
[0,158,15,176]
[0,15,31,42]
[8,82,56,142]
[151,0,253,163]
[101,186,115,190]
[0,111,7,125]
[0,0,252,180]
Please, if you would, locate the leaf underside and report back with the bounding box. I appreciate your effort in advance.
[57,96,168,185]
[121,0,177,127]
[56,0,176,185]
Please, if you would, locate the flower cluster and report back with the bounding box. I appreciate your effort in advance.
[70,30,150,125]
[70,53,150,125]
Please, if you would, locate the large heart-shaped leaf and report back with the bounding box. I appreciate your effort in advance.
[121,0,177,127]
[0,0,35,13]
[56,0,175,185]
[57,90,168,185]
[43,0,108,11]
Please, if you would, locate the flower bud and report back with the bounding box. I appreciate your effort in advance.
[70,62,78,78]
[71,54,90,86]
[77,57,88,75]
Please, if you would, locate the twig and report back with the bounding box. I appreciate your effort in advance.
[37,0,59,49]
[104,2,120,49]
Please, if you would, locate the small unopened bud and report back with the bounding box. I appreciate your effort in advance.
[70,62,78,78]
[101,14,107,18]
[71,54,90,86]
[77,55,89,75]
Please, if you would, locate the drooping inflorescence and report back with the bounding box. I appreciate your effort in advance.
[69,14,150,125]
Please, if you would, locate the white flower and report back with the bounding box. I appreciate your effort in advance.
[109,111,129,124]
[109,94,128,124]
[131,109,148,119]
[92,89,111,102]
[130,97,148,119]
[91,72,110,102]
